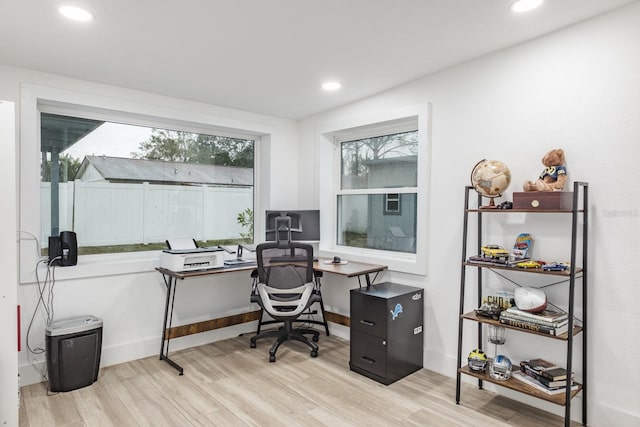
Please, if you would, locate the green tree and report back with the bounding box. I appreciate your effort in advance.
[132,129,254,167]
[131,130,196,162]
[194,135,254,167]
[341,131,418,178]
[236,208,254,243]
[41,154,82,182]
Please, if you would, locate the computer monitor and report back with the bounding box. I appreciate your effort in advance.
[265,210,320,242]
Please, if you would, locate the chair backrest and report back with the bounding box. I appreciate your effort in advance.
[255,241,314,289]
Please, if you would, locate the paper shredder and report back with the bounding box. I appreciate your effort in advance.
[45,315,103,392]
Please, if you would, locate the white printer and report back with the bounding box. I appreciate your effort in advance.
[159,247,224,272]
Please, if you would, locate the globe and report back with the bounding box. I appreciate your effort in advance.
[471,159,511,208]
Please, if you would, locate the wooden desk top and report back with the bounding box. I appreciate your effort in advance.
[157,257,387,279]
[313,258,387,278]
[156,262,257,279]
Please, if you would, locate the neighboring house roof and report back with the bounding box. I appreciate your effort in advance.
[76,156,253,186]
[362,155,417,166]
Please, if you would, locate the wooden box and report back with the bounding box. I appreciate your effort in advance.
[512,191,574,210]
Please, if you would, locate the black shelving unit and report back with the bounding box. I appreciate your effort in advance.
[455,182,588,427]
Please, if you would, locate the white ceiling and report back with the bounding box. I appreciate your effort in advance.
[1,0,636,119]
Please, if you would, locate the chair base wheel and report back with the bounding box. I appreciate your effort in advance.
[310,350,318,358]
[250,341,256,348]
[269,355,276,362]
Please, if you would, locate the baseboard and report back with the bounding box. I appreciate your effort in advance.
[328,322,349,340]
[20,316,341,387]
[19,321,258,387]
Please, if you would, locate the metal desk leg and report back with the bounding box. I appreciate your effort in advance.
[160,274,184,375]
[314,274,330,336]
[358,271,381,289]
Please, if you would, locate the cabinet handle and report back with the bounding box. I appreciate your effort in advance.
[361,356,375,365]
[360,320,375,327]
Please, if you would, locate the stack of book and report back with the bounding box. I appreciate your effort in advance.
[467,255,530,267]
[499,306,570,336]
[513,358,577,395]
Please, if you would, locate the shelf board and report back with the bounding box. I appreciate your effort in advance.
[461,311,583,340]
[459,365,582,406]
[464,261,583,276]
[466,208,584,213]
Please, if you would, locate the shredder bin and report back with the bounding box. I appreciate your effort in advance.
[45,315,103,392]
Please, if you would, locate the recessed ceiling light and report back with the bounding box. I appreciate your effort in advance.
[511,0,543,13]
[322,81,342,91]
[59,6,94,22]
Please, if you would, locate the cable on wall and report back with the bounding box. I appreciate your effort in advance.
[25,257,61,389]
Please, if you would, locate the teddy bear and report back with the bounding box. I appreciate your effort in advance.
[523,148,567,191]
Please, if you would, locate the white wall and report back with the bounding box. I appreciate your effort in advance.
[0,101,18,427]
[301,3,640,426]
[0,64,301,404]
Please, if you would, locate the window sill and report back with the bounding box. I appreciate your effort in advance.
[20,246,426,284]
[20,251,160,284]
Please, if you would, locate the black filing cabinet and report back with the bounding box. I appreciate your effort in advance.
[350,282,423,385]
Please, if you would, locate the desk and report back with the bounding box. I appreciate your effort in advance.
[156,258,387,374]
[313,259,386,287]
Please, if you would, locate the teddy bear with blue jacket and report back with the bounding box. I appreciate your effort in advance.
[523,148,567,191]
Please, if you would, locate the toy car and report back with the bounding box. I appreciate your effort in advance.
[516,260,545,269]
[481,245,509,260]
[542,262,570,271]
[475,302,502,320]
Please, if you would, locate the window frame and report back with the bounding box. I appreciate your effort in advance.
[334,121,418,254]
[318,106,430,276]
[19,84,269,284]
[384,193,401,215]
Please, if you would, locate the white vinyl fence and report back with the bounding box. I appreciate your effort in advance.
[41,181,253,247]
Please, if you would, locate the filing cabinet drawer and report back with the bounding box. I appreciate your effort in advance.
[349,330,387,379]
[350,295,387,337]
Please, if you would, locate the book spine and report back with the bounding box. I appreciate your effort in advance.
[520,365,567,388]
[500,312,568,328]
[505,308,567,322]
[512,372,577,395]
[511,372,557,394]
[540,370,571,381]
[499,318,561,335]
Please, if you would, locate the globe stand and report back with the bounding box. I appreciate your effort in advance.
[479,196,499,209]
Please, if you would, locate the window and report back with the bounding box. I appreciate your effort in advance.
[40,112,255,255]
[336,128,418,254]
[384,193,401,214]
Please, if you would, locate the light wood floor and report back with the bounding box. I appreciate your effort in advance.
[19,334,579,426]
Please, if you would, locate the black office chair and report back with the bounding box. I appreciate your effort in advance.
[250,270,329,336]
[251,215,330,336]
[249,241,320,362]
